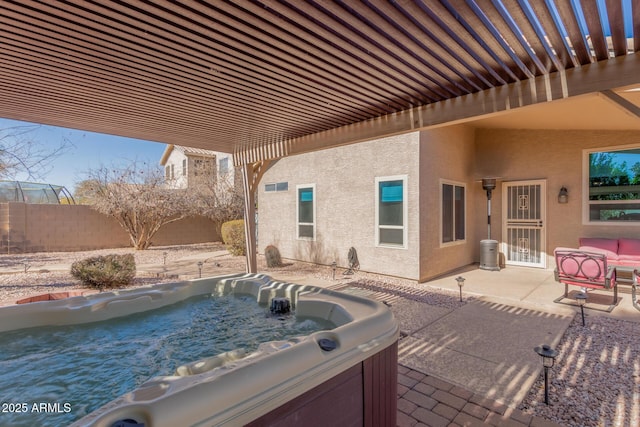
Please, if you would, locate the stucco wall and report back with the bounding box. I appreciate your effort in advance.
[258,133,421,279]
[0,202,219,253]
[165,149,189,188]
[474,129,640,267]
[419,125,477,281]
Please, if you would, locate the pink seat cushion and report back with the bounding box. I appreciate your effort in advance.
[578,238,619,260]
[618,238,640,257]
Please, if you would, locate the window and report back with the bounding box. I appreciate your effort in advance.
[442,181,465,244]
[297,184,315,239]
[182,159,187,176]
[219,157,229,175]
[376,176,407,247]
[265,182,288,192]
[193,158,212,176]
[165,164,174,181]
[585,146,640,222]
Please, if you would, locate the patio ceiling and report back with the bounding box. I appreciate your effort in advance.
[1,1,640,165]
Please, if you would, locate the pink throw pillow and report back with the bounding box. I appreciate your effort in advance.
[618,238,640,256]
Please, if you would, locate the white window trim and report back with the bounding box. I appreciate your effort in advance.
[296,183,316,240]
[583,144,640,225]
[440,179,467,247]
[375,175,408,249]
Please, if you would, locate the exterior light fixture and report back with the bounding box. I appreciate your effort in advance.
[163,251,168,265]
[455,276,465,302]
[534,344,559,405]
[575,292,587,326]
[331,261,337,280]
[558,187,568,204]
[197,261,203,278]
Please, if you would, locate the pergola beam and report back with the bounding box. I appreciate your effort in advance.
[234,53,640,166]
[598,90,640,119]
[241,160,272,273]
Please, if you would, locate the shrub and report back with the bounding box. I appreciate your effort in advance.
[71,254,136,290]
[221,219,246,256]
[264,245,282,268]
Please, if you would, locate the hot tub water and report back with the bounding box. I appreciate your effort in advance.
[0,294,330,427]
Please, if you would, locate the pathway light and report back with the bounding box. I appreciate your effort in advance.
[455,276,465,302]
[197,261,203,278]
[534,344,558,405]
[575,292,587,326]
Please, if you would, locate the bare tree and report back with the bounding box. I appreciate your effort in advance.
[85,162,193,250]
[73,178,101,205]
[189,168,244,236]
[0,124,72,179]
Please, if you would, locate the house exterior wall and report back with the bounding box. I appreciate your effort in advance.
[164,149,189,189]
[474,129,640,268]
[419,126,478,281]
[258,126,640,281]
[0,202,219,253]
[258,133,421,279]
[164,148,238,191]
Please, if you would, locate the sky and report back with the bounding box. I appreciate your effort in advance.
[0,118,167,193]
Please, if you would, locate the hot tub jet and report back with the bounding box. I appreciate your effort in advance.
[270,297,291,314]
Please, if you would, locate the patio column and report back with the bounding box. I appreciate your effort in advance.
[241,160,271,274]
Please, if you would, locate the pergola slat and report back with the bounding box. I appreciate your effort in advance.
[0,0,636,164]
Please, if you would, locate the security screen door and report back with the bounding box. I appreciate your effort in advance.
[502,180,546,268]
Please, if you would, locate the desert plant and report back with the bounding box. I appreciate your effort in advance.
[264,245,282,268]
[70,254,136,290]
[221,219,245,256]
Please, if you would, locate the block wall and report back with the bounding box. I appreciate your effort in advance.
[0,202,219,253]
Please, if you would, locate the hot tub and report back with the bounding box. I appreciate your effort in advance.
[0,273,398,426]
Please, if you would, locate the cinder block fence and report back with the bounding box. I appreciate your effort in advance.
[0,202,219,253]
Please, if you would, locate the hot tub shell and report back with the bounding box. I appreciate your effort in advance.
[0,273,398,426]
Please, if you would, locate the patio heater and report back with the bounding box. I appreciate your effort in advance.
[480,178,500,271]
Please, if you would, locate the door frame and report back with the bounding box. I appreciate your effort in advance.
[501,179,547,268]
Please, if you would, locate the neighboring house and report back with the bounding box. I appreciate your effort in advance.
[159,144,236,189]
[258,122,640,282]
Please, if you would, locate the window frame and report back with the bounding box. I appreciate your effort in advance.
[296,184,316,240]
[440,179,466,246]
[219,157,229,175]
[375,175,408,249]
[583,144,640,225]
[264,182,289,192]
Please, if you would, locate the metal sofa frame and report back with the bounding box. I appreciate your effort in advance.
[554,249,618,312]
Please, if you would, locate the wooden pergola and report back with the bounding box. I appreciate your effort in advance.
[2,1,640,272]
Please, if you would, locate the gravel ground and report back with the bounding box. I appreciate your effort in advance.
[1,247,638,426]
[0,243,234,305]
[518,315,640,427]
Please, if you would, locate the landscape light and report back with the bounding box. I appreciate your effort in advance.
[575,292,587,326]
[455,276,465,302]
[534,344,559,405]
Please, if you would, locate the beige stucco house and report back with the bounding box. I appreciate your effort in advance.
[258,103,640,282]
[160,145,236,189]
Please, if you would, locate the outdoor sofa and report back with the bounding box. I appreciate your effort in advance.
[553,237,640,312]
